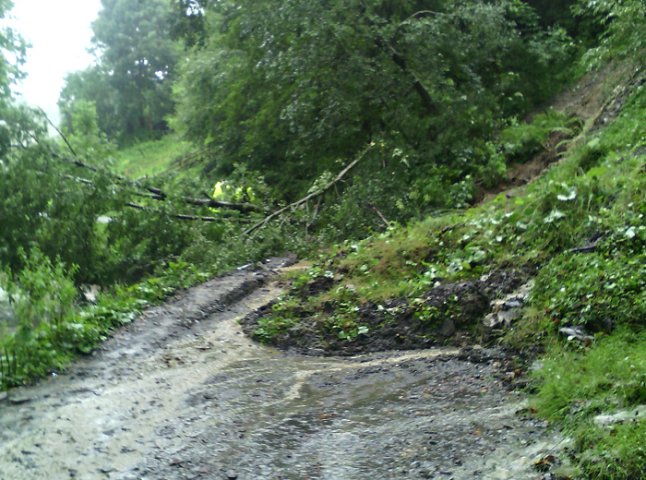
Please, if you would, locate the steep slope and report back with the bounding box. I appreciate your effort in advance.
[244,63,646,478]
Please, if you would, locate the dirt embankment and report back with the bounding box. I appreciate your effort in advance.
[240,268,532,356]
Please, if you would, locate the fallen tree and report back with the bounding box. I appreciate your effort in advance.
[58,153,264,214]
[245,144,375,235]
[40,116,264,215]
[61,173,242,221]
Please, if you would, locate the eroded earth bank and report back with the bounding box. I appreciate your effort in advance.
[0,260,562,480]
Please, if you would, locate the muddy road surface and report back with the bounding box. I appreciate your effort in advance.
[0,260,559,479]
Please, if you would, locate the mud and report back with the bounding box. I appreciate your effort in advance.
[241,268,531,356]
[0,261,562,480]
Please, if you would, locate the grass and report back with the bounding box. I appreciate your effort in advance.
[112,134,196,179]
[534,332,646,424]
[532,331,646,479]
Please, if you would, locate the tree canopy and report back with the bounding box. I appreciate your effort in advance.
[0,0,27,155]
[171,0,572,202]
[59,0,180,144]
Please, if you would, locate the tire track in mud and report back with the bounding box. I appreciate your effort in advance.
[0,259,562,480]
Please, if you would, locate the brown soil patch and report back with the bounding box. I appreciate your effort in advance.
[478,61,644,204]
[240,268,531,356]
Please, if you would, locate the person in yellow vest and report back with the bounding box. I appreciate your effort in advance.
[211,181,256,212]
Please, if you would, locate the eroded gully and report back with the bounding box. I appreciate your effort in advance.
[0,259,561,480]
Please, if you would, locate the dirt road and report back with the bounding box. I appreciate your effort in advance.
[0,260,560,479]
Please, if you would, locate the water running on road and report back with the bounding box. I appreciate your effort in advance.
[0,263,558,479]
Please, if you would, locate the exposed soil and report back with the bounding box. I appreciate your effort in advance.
[0,261,566,480]
[241,268,531,356]
[477,61,644,205]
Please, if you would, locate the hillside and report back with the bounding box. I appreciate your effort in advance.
[1,1,644,478]
[241,63,646,477]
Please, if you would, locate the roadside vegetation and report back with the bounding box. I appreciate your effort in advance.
[1,0,644,477]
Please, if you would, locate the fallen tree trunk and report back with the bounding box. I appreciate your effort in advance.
[244,144,375,235]
[124,202,220,222]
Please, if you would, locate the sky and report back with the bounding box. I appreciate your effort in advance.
[7,0,102,124]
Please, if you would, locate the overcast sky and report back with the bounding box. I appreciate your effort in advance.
[8,0,102,124]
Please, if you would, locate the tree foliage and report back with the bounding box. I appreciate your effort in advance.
[59,0,180,144]
[172,0,573,207]
[58,66,119,141]
[573,0,646,68]
[0,0,27,155]
[0,0,24,95]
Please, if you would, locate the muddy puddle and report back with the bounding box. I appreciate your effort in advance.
[0,262,561,479]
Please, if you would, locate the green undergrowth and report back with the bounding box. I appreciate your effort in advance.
[0,222,305,390]
[255,76,645,477]
[0,255,207,388]
[532,331,646,479]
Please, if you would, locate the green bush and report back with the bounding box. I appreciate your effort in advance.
[0,250,80,387]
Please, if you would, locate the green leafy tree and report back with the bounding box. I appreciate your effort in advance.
[172,0,572,206]
[573,0,646,67]
[169,0,209,48]
[0,0,27,155]
[60,0,181,143]
[62,99,116,161]
[0,0,24,94]
[58,66,120,142]
[524,0,578,28]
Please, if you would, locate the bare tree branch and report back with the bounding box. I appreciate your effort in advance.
[368,203,390,227]
[245,144,375,235]
[124,202,220,222]
[402,10,444,24]
[39,108,79,157]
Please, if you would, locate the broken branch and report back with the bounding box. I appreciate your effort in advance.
[245,144,375,235]
[124,202,220,222]
[368,203,390,228]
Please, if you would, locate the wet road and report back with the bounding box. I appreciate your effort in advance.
[0,263,558,479]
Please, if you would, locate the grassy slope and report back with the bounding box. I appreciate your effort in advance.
[255,68,645,478]
[112,134,197,180]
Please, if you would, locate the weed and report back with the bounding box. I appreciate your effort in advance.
[532,331,646,478]
[500,109,576,164]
